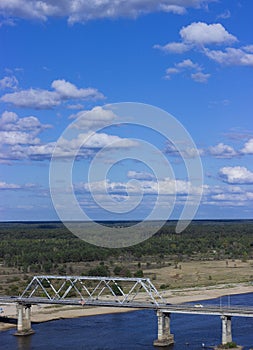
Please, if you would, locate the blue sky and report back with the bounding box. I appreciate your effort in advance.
[0,0,253,222]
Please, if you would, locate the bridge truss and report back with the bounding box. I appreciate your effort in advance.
[20,275,165,306]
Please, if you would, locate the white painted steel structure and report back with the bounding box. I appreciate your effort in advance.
[20,275,166,306]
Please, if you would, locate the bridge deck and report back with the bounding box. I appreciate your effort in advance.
[1,296,253,318]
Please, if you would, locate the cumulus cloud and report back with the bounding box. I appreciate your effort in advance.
[195,139,253,159]
[154,42,190,54]
[127,170,155,181]
[211,192,253,203]
[176,59,199,69]
[59,132,138,151]
[51,79,104,100]
[155,22,237,55]
[0,111,53,161]
[219,166,253,184]
[179,22,237,45]
[159,4,187,15]
[165,142,203,158]
[164,67,180,79]
[241,138,253,155]
[0,111,51,145]
[216,9,231,20]
[0,1,215,24]
[0,111,51,132]
[191,72,210,83]
[0,131,40,145]
[0,107,138,162]
[67,103,84,110]
[243,45,253,53]
[2,131,138,162]
[0,76,18,90]
[155,21,253,69]
[164,138,253,161]
[70,106,117,130]
[200,183,253,207]
[0,180,36,190]
[9,143,56,161]
[1,88,60,109]
[208,143,238,158]
[81,177,202,196]
[0,181,21,189]
[0,79,104,109]
[204,47,253,66]
[165,59,210,83]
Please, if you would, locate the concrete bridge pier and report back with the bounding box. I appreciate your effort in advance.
[14,303,34,336]
[153,311,174,347]
[221,315,232,345]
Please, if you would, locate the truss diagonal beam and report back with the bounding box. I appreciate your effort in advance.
[20,275,165,306]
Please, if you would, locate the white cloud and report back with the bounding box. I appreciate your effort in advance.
[208,143,238,158]
[159,4,186,15]
[0,111,51,145]
[51,79,104,100]
[12,143,56,160]
[165,67,180,75]
[0,131,40,145]
[201,184,253,207]
[204,47,253,66]
[164,67,180,79]
[81,177,202,196]
[0,1,215,24]
[67,103,84,110]
[127,170,155,181]
[70,106,117,130]
[216,9,231,20]
[0,76,18,90]
[175,59,199,69]
[0,181,21,189]
[61,132,138,150]
[179,22,237,45]
[219,166,253,184]
[241,139,253,155]
[0,79,105,109]
[154,42,190,53]
[0,111,51,132]
[154,22,238,55]
[0,111,17,124]
[1,89,60,109]
[165,59,209,83]
[0,180,37,190]
[211,192,253,202]
[2,130,138,161]
[191,72,210,83]
[155,21,253,70]
[0,111,53,161]
[165,142,203,158]
[243,45,253,53]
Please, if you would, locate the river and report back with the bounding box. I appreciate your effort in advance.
[1,293,253,350]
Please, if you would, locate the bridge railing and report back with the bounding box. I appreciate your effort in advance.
[20,275,166,306]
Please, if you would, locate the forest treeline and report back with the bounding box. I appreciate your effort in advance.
[0,221,253,275]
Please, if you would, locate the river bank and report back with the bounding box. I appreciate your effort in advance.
[0,282,252,332]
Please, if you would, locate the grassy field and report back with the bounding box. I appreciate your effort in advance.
[143,258,253,289]
[0,258,252,295]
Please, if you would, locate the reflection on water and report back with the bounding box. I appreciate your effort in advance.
[17,336,32,350]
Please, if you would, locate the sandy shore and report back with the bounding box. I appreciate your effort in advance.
[0,282,252,331]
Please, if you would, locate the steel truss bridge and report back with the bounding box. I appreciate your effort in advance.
[19,275,165,306]
[0,275,253,346]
